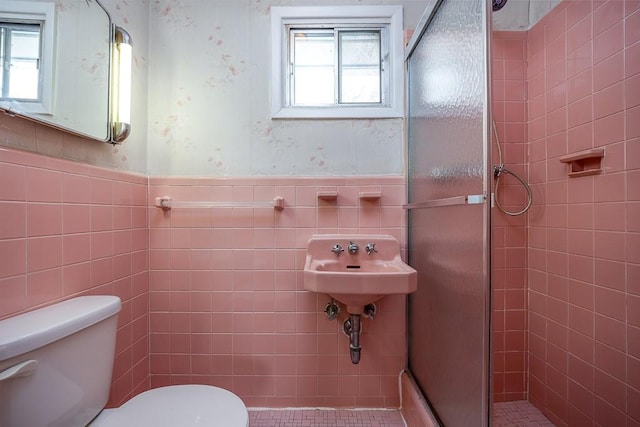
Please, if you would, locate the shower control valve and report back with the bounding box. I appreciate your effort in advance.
[348,241,359,254]
[365,243,377,255]
[331,244,344,256]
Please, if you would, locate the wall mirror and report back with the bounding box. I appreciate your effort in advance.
[0,0,114,142]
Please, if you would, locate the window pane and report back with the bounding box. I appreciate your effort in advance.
[294,67,335,104]
[293,31,334,66]
[291,30,334,105]
[339,31,380,103]
[10,29,40,99]
[1,25,41,100]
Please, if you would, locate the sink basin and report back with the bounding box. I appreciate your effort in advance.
[303,234,417,314]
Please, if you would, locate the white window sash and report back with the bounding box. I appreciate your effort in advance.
[271,6,403,119]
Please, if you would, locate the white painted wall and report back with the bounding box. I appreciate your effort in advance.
[145,0,427,177]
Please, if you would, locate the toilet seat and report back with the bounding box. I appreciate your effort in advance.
[91,385,248,427]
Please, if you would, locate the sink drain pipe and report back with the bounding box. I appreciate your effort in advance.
[347,314,361,364]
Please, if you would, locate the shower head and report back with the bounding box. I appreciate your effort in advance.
[492,0,508,11]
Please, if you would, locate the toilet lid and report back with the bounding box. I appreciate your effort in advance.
[95,385,248,427]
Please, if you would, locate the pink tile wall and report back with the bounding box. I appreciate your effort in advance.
[525,1,640,425]
[148,176,407,408]
[492,30,530,402]
[0,147,150,407]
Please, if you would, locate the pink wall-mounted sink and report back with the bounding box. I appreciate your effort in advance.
[303,234,417,314]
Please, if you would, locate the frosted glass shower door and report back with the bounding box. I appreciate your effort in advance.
[406,0,491,426]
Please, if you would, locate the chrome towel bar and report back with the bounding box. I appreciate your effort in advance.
[403,193,486,210]
[154,196,285,211]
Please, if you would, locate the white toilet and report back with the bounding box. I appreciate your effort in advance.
[0,296,248,427]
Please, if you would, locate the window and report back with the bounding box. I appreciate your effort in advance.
[271,6,403,119]
[1,23,41,100]
[0,1,55,114]
[290,28,383,105]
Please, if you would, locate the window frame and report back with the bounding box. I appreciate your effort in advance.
[271,6,404,119]
[0,1,55,115]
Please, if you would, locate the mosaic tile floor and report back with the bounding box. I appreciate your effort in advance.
[248,409,406,427]
[493,401,555,426]
[248,400,553,427]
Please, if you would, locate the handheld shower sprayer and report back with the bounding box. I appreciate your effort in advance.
[492,121,533,216]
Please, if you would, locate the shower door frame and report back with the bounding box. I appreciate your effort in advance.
[404,0,493,424]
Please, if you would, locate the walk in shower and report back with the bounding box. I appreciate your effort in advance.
[403,0,636,424]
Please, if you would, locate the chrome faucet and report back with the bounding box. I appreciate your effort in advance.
[348,241,359,254]
[365,243,377,255]
[331,244,344,256]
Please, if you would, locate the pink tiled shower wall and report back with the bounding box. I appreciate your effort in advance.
[524,1,640,426]
[0,147,150,407]
[147,176,408,408]
[492,30,530,403]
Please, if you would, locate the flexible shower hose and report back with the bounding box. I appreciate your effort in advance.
[492,121,532,216]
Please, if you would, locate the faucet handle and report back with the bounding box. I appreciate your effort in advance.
[348,241,359,254]
[365,243,377,255]
[331,244,344,256]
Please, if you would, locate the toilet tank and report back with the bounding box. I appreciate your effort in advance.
[0,296,121,427]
